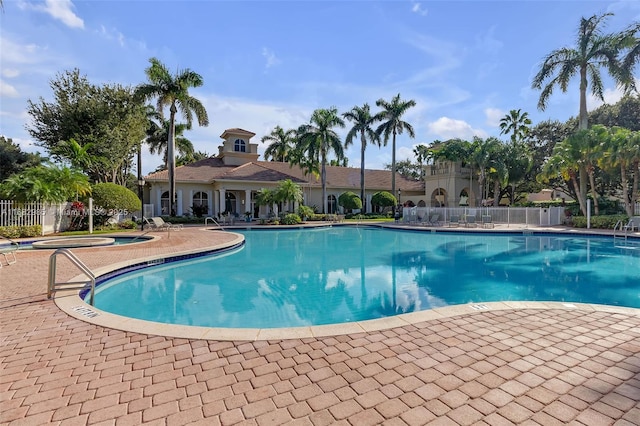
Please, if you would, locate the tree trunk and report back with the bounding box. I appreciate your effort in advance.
[168,104,177,216]
[570,171,586,216]
[621,163,631,216]
[321,150,327,214]
[360,131,366,213]
[588,169,600,215]
[493,179,500,207]
[391,130,397,197]
[631,160,639,216]
[579,66,588,131]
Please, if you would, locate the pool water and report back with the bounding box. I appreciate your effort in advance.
[90,227,640,328]
[19,235,150,249]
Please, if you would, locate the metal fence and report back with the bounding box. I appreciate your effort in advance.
[401,206,566,227]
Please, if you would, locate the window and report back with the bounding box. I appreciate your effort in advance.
[160,191,170,215]
[327,195,337,214]
[192,191,208,207]
[234,139,246,152]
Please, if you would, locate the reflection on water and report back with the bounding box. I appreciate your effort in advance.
[93,228,640,328]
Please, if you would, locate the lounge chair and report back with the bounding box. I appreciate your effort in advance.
[0,236,19,268]
[428,214,441,226]
[482,215,494,229]
[448,215,460,227]
[147,217,183,231]
[624,217,640,232]
[465,215,477,228]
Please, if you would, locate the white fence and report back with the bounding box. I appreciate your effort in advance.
[401,206,566,227]
[0,200,73,235]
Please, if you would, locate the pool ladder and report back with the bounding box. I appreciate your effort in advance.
[48,248,96,305]
[205,216,224,230]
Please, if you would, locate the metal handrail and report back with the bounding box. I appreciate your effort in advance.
[205,216,223,230]
[130,229,152,242]
[48,248,96,305]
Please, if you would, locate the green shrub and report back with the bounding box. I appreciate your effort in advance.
[0,225,41,238]
[371,191,396,209]
[119,220,137,229]
[281,213,302,225]
[297,205,314,219]
[572,214,628,229]
[91,183,141,214]
[338,191,362,211]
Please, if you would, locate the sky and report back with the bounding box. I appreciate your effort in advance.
[1,0,639,175]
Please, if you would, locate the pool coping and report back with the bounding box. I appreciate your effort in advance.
[54,226,640,341]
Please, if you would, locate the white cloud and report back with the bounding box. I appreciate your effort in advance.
[587,84,631,110]
[261,47,281,69]
[0,37,45,64]
[98,25,125,47]
[484,108,504,127]
[0,80,19,98]
[40,0,84,29]
[475,26,503,55]
[411,2,428,16]
[2,69,20,78]
[427,117,487,140]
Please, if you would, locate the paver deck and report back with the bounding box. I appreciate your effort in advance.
[1,225,639,425]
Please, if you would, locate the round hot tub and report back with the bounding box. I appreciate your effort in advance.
[32,237,116,249]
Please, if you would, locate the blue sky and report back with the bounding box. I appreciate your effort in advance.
[1,0,638,175]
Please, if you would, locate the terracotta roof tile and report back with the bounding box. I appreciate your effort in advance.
[146,158,424,192]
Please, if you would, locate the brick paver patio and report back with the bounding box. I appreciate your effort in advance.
[1,226,639,425]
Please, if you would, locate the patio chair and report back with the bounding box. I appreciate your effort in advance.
[148,217,183,231]
[465,215,477,228]
[428,214,441,226]
[482,215,494,229]
[448,215,460,227]
[624,217,640,232]
[0,235,19,268]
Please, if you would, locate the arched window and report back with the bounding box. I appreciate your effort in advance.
[234,139,246,152]
[160,191,170,215]
[193,191,208,207]
[327,195,337,214]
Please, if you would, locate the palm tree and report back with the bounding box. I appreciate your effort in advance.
[499,109,532,143]
[413,144,430,180]
[602,126,640,216]
[468,137,501,204]
[620,22,639,94]
[262,126,296,162]
[532,13,623,131]
[146,119,194,168]
[135,58,209,216]
[375,94,416,196]
[343,103,381,212]
[275,179,303,212]
[296,107,345,213]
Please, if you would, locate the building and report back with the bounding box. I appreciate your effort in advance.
[144,128,425,217]
[423,161,481,207]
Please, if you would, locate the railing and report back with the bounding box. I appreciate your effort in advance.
[401,206,565,227]
[48,248,96,305]
[205,216,224,230]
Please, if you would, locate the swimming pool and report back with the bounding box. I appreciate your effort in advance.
[88,227,639,328]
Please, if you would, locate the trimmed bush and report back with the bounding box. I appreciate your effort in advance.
[338,191,362,211]
[371,191,396,210]
[91,183,141,214]
[0,225,41,238]
[281,213,302,225]
[571,214,628,229]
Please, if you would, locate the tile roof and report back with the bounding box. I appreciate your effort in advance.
[146,158,424,192]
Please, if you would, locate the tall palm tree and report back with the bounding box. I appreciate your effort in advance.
[262,126,296,162]
[413,144,430,180]
[135,57,209,216]
[499,109,532,144]
[532,13,623,131]
[297,107,345,213]
[540,137,588,215]
[620,22,639,94]
[343,103,381,213]
[375,94,416,196]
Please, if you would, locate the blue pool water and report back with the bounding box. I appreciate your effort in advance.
[19,235,150,249]
[90,227,640,328]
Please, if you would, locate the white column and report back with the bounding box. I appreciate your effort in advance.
[219,189,226,214]
[245,190,251,214]
[366,194,372,214]
[177,190,183,216]
[207,190,213,217]
[156,189,162,215]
